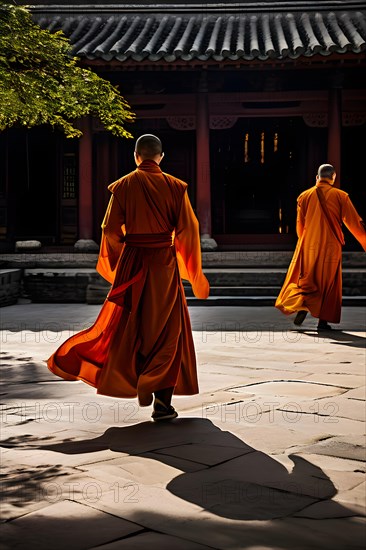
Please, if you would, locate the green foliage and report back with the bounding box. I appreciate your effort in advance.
[0,1,135,137]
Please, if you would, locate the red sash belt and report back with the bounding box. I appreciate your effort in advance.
[125,233,173,248]
[107,233,173,306]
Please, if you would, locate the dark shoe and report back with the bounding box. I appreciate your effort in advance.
[294,310,308,326]
[317,320,333,331]
[151,398,178,422]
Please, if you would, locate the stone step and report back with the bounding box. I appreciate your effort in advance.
[19,267,366,305]
[1,250,365,269]
[194,269,366,293]
[185,295,366,307]
[0,269,22,307]
[184,286,281,296]
[23,269,91,303]
[183,284,364,297]
[201,250,366,268]
[84,266,366,279]
[2,248,363,307]
[23,267,366,285]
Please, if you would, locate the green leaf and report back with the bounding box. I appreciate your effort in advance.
[0,2,135,138]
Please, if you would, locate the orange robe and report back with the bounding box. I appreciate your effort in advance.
[47,159,209,400]
[275,179,366,323]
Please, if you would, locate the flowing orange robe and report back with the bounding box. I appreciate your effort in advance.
[47,159,209,400]
[275,179,366,323]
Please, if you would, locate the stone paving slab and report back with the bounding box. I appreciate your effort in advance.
[0,500,143,550]
[294,498,364,519]
[344,385,366,399]
[79,453,207,487]
[293,437,366,462]
[88,531,216,549]
[0,304,365,549]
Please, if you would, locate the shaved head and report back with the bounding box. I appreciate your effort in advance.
[318,164,336,179]
[135,134,163,160]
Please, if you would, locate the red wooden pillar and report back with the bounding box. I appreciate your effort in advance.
[196,76,217,250]
[78,116,93,239]
[327,81,342,188]
[94,133,112,242]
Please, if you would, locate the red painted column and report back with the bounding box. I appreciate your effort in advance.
[196,90,212,237]
[327,82,342,188]
[95,133,110,242]
[78,116,93,239]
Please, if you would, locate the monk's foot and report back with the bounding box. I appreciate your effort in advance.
[138,392,153,407]
[317,320,333,331]
[151,398,178,422]
[294,310,308,326]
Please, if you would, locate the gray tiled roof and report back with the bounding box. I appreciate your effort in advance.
[34,9,366,62]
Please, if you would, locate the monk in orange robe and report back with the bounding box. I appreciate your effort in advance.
[47,134,209,420]
[275,163,366,330]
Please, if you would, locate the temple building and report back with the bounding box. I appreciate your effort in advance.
[1,0,366,251]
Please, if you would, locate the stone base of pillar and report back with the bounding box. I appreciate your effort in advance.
[15,240,42,252]
[74,239,99,252]
[200,235,218,251]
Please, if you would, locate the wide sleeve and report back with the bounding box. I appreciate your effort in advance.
[96,191,126,284]
[296,196,305,239]
[342,196,366,252]
[174,190,210,299]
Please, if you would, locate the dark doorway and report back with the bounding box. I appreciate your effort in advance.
[342,123,366,251]
[8,128,60,244]
[211,117,307,238]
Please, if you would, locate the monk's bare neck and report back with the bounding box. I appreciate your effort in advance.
[317,178,334,186]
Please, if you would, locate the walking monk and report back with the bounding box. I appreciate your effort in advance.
[47,134,209,420]
[275,164,366,331]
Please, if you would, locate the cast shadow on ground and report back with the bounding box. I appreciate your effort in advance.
[295,329,366,349]
[2,418,362,523]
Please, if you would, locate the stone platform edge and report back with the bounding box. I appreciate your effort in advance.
[1,250,365,269]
